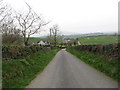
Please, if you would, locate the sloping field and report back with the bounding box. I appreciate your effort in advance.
[79,35,118,45]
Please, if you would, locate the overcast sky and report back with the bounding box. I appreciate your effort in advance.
[4,0,119,36]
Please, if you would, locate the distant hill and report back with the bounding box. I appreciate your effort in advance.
[63,32,117,39]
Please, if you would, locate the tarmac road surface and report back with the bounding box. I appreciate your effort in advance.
[26,49,118,88]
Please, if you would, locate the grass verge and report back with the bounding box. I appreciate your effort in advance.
[2,49,58,88]
[67,49,119,81]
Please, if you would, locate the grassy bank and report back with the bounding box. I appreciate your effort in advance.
[67,49,119,81]
[2,49,58,88]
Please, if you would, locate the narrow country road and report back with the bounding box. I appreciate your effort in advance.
[26,49,118,88]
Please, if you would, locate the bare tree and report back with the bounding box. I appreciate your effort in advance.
[15,4,48,46]
[49,24,60,47]
[0,2,15,35]
[0,0,4,19]
[0,0,22,45]
[0,0,9,23]
[0,0,12,35]
[1,15,14,35]
[1,14,22,45]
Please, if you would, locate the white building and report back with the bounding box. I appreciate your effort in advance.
[77,41,81,45]
[37,40,50,46]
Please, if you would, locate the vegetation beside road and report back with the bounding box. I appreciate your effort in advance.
[2,49,58,88]
[2,45,49,59]
[67,49,119,81]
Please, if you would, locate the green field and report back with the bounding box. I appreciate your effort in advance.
[79,35,118,45]
[28,37,47,43]
[28,35,119,45]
